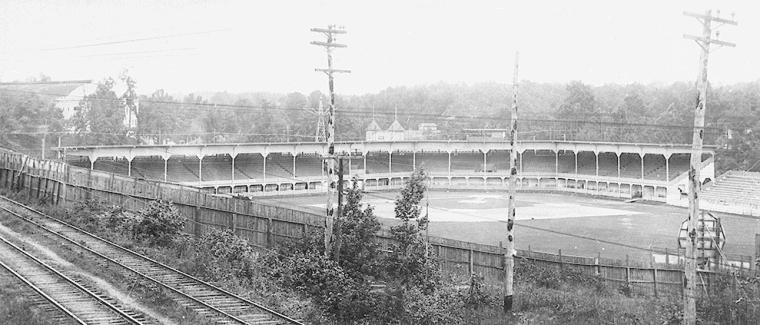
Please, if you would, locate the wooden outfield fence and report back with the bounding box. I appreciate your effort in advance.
[0,148,754,297]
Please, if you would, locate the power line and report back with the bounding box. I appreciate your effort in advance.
[0,87,727,131]
[9,28,233,54]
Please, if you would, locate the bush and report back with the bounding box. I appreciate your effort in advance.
[132,200,185,246]
[265,249,377,322]
[177,229,256,282]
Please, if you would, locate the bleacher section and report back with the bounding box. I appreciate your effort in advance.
[450,152,482,173]
[598,153,618,177]
[202,155,232,181]
[366,152,390,174]
[390,152,414,173]
[522,150,556,174]
[235,154,265,179]
[576,152,596,175]
[557,153,575,173]
[295,155,322,177]
[643,154,667,181]
[266,154,295,179]
[416,153,449,173]
[619,153,642,179]
[170,157,200,182]
[702,171,760,209]
[487,151,509,171]
[92,158,133,176]
[667,154,691,181]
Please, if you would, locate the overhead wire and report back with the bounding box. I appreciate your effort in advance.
[0,87,726,132]
[9,28,234,54]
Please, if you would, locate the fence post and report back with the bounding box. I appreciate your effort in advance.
[194,192,202,237]
[558,249,563,271]
[266,218,273,248]
[227,199,237,233]
[469,249,474,275]
[625,254,630,288]
[653,268,658,298]
[665,247,669,266]
[36,169,42,199]
[500,241,505,271]
[596,252,601,276]
[61,165,68,205]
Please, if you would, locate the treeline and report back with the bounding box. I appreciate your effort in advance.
[1,76,759,173]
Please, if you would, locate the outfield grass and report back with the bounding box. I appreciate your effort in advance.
[257,191,759,263]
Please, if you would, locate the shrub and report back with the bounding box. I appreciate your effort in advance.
[132,200,185,246]
[265,249,377,322]
[177,229,256,282]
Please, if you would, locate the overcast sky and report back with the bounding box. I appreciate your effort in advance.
[0,0,757,97]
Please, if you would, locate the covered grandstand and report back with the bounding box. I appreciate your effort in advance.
[59,140,714,204]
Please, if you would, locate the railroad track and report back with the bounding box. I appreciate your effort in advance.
[0,233,148,325]
[0,195,302,325]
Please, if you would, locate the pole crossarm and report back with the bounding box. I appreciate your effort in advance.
[311,28,347,34]
[310,41,348,48]
[315,68,352,74]
[683,11,738,25]
[683,35,736,47]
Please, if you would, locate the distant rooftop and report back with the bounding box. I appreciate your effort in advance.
[366,119,382,131]
[0,80,94,97]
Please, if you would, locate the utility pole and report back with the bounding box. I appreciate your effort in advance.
[316,98,326,142]
[504,51,519,312]
[333,158,344,262]
[682,10,736,325]
[311,25,350,258]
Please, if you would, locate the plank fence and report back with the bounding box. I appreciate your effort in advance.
[0,148,755,298]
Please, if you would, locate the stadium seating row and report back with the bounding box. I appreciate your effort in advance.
[702,171,760,208]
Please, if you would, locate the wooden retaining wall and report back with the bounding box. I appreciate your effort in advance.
[0,148,750,297]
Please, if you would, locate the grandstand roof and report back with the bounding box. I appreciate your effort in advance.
[388,120,405,131]
[0,80,93,97]
[366,119,382,131]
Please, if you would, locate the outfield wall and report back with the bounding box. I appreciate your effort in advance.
[0,148,749,297]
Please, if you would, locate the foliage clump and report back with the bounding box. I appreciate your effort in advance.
[132,200,185,246]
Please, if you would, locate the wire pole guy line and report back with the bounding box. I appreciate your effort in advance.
[504,51,519,312]
[311,25,350,258]
[682,9,736,325]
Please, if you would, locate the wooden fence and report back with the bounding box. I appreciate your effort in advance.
[0,148,752,297]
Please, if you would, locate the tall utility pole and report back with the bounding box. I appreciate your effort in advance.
[316,98,326,142]
[504,51,519,312]
[311,25,350,258]
[682,10,736,325]
[333,158,345,262]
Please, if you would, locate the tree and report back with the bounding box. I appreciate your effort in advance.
[281,92,312,142]
[385,169,440,291]
[556,80,597,121]
[338,179,382,278]
[71,78,128,144]
[137,89,188,144]
[25,73,52,82]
